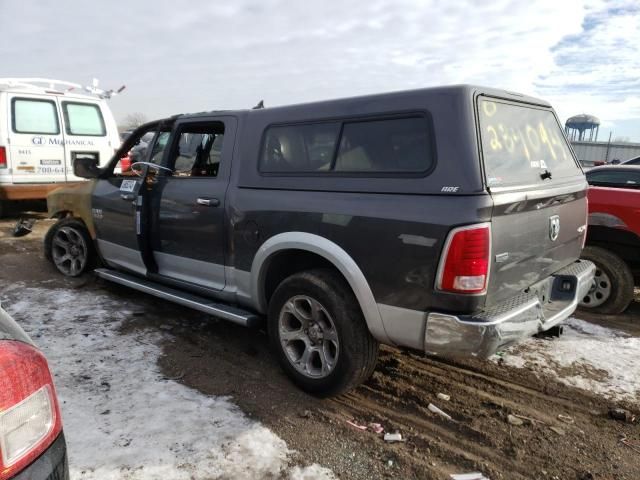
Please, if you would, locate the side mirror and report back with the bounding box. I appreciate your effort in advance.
[73,153,101,178]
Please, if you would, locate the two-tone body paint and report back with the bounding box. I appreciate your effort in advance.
[48,85,590,352]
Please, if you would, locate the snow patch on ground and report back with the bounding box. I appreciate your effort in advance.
[0,285,335,480]
[496,317,640,402]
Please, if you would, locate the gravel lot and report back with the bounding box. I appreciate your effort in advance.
[1,210,639,480]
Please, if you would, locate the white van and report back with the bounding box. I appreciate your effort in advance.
[0,78,120,216]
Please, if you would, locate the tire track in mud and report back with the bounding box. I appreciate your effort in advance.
[325,348,635,480]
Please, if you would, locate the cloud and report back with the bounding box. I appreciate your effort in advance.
[0,0,637,139]
[537,1,640,128]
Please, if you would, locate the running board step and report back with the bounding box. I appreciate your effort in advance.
[95,268,261,328]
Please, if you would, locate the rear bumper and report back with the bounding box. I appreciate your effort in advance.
[0,184,78,201]
[12,432,69,480]
[423,259,596,358]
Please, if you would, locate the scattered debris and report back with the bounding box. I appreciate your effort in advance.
[346,420,368,431]
[620,434,640,454]
[557,414,575,424]
[450,473,490,480]
[428,403,452,421]
[512,413,545,425]
[368,422,384,434]
[383,432,405,443]
[437,392,451,402]
[12,218,35,237]
[507,414,524,426]
[549,426,566,436]
[608,408,636,423]
[386,459,394,467]
[299,410,312,419]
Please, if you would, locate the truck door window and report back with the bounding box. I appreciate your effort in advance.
[169,124,224,177]
[114,128,170,176]
[62,102,106,136]
[12,98,60,134]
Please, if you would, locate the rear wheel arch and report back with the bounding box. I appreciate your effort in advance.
[250,232,391,344]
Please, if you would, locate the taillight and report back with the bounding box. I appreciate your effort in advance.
[0,341,62,480]
[0,147,6,169]
[436,223,491,294]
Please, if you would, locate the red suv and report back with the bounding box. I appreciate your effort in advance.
[581,166,640,313]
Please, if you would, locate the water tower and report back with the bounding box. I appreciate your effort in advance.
[565,114,600,142]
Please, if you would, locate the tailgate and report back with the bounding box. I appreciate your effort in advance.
[488,183,587,304]
[477,96,588,306]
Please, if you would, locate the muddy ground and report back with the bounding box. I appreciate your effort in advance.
[1,210,639,480]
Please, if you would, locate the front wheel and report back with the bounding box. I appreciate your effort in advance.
[268,269,379,396]
[579,246,634,315]
[44,218,95,277]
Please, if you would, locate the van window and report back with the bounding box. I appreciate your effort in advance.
[62,102,106,136]
[334,117,432,173]
[259,116,433,174]
[12,98,60,135]
[478,98,581,187]
[261,123,340,172]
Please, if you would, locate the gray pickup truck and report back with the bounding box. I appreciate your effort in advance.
[45,85,595,395]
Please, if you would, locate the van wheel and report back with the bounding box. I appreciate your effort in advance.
[268,269,379,397]
[579,246,634,315]
[44,218,95,277]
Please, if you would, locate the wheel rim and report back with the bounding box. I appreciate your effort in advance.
[278,295,340,379]
[51,227,88,276]
[580,267,612,308]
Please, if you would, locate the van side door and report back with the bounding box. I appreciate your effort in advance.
[148,116,236,291]
[7,94,66,184]
[59,100,116,181]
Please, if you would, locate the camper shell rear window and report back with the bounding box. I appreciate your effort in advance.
[477,97,581,188]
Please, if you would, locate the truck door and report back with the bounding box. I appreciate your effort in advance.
[92,123,172,275]
[7,94,66,184]
[59,100,117,182]
[148,117,236,291]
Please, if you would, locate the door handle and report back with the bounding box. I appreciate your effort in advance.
[121,193,135,201]
[197,197,220,207]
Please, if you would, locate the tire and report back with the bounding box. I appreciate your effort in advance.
[268,268,379,396]
[44,218,95,277]
[579,246,634,315]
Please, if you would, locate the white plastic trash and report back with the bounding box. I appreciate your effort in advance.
[450,473,490,480]
[428,403,452,421]
[383,432,404,442]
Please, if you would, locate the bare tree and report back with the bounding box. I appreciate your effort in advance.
[120,112,148,131]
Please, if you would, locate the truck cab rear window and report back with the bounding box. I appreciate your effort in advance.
[260,116,433,174]
[62,102,106,136]
[478,99,580,187]
[12,98,60,134]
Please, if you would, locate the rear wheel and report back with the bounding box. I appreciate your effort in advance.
[44,218,95,277]
[268,269,379,396]
[579,246,634,315]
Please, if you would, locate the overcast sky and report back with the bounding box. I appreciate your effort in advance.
[1,0,638,141]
